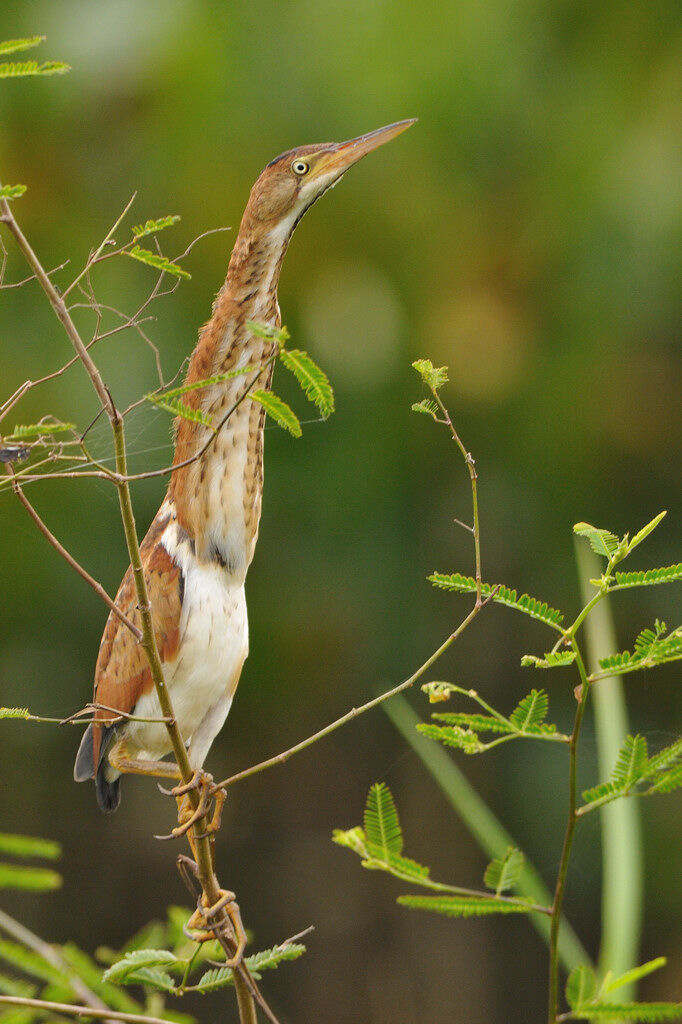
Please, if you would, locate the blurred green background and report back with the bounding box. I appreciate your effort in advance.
[1,1,680,1021]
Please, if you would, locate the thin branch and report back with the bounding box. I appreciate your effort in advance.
[216,602,485,792]
[0,995,175,1024]
[0,195,115,418]
[61,193,137,300]
[0,258,69,290]
[4,464,141,639]
[547,638,592,1023]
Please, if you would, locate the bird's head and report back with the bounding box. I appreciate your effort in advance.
[243,119,416,237]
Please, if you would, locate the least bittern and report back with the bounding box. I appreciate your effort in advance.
[74,120,415,811]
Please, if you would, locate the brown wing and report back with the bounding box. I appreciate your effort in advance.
[89,508,183,768]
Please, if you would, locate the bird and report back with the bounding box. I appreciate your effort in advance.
[74,119,415,813]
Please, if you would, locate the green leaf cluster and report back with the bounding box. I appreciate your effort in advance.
[0,185,26,201]
[0,37,69,78]
[412,358,449,391]
[417,685,565,755]
[596,622,682,678]
[564,960,681,1020]
[581,734,682,810]
[334,785,536,919]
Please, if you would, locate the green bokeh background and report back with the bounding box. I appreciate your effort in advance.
[1,2,680,1021]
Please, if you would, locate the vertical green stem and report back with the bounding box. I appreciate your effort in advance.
[576,542,642,998]
[548,640,591,1023]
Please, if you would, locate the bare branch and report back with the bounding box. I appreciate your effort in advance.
[4,464,141,639]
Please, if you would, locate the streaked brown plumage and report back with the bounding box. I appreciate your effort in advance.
[74,120,415,811]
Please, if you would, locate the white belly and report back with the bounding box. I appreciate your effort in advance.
[125,537,249,766]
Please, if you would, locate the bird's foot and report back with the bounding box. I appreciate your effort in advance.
[184,889,247,967]
[155,769,225,841]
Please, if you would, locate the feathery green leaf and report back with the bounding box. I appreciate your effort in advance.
[521,651,576,668]
[566,964,597,1010]
[398,894,533,917]
[123,966,177,992]
[132,216,180,238]
[573,522,623,560]
[428,574,564,628]
[411,399,439,419]
[647,764,682,794]
[416,723,485,754]
[243,942,307,979]
[603,958,667,995]
[613,565,682,588]
[627,511,667,553]
[0,708,30,720]
[0,37,45,56]
[431,712,513,734]
[194,943,306,991]
[0,832,60,861]
[279,349,334,418]
[364,783,402,858]
[7,419,75,440]
[249,390,301,437]
[567,1002,682,1021]
[126,245,190,279]
[509,690,549,731]
[0,60,70,78]
[483,848,524,895]
[331,827,368,858]
[597,625,682,675]
[613,735,648,788]
[412,359,448,391]
[102,949,178,984]
[0,185,27,200]
[645,738,682,777]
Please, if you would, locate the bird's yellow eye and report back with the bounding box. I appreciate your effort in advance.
[291,159,310,176]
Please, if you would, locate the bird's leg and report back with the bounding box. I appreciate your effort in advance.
[185,889,247,967]
[156,770,225,844]
[108,747,182,780]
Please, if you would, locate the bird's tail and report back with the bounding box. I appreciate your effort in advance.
[74,723,121,813]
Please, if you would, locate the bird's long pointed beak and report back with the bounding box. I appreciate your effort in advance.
[315,119,417,177]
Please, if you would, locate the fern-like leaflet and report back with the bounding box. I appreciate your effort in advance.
[279,348,334,418]
[428,574,564,628]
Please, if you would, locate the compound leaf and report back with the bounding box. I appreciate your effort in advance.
[249,390,301,437]
[126,245,190,279]
[364,783,402,858]
[566,964,597,1010]
[573,522,622,560]
[279,348,334,418]
[428,574,564,628]
[483,848,524,895]
[398,894,533,917]
[103,949,178,984]
[412,359,448,391]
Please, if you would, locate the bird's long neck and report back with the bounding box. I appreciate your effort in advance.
[168,218,292,578]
